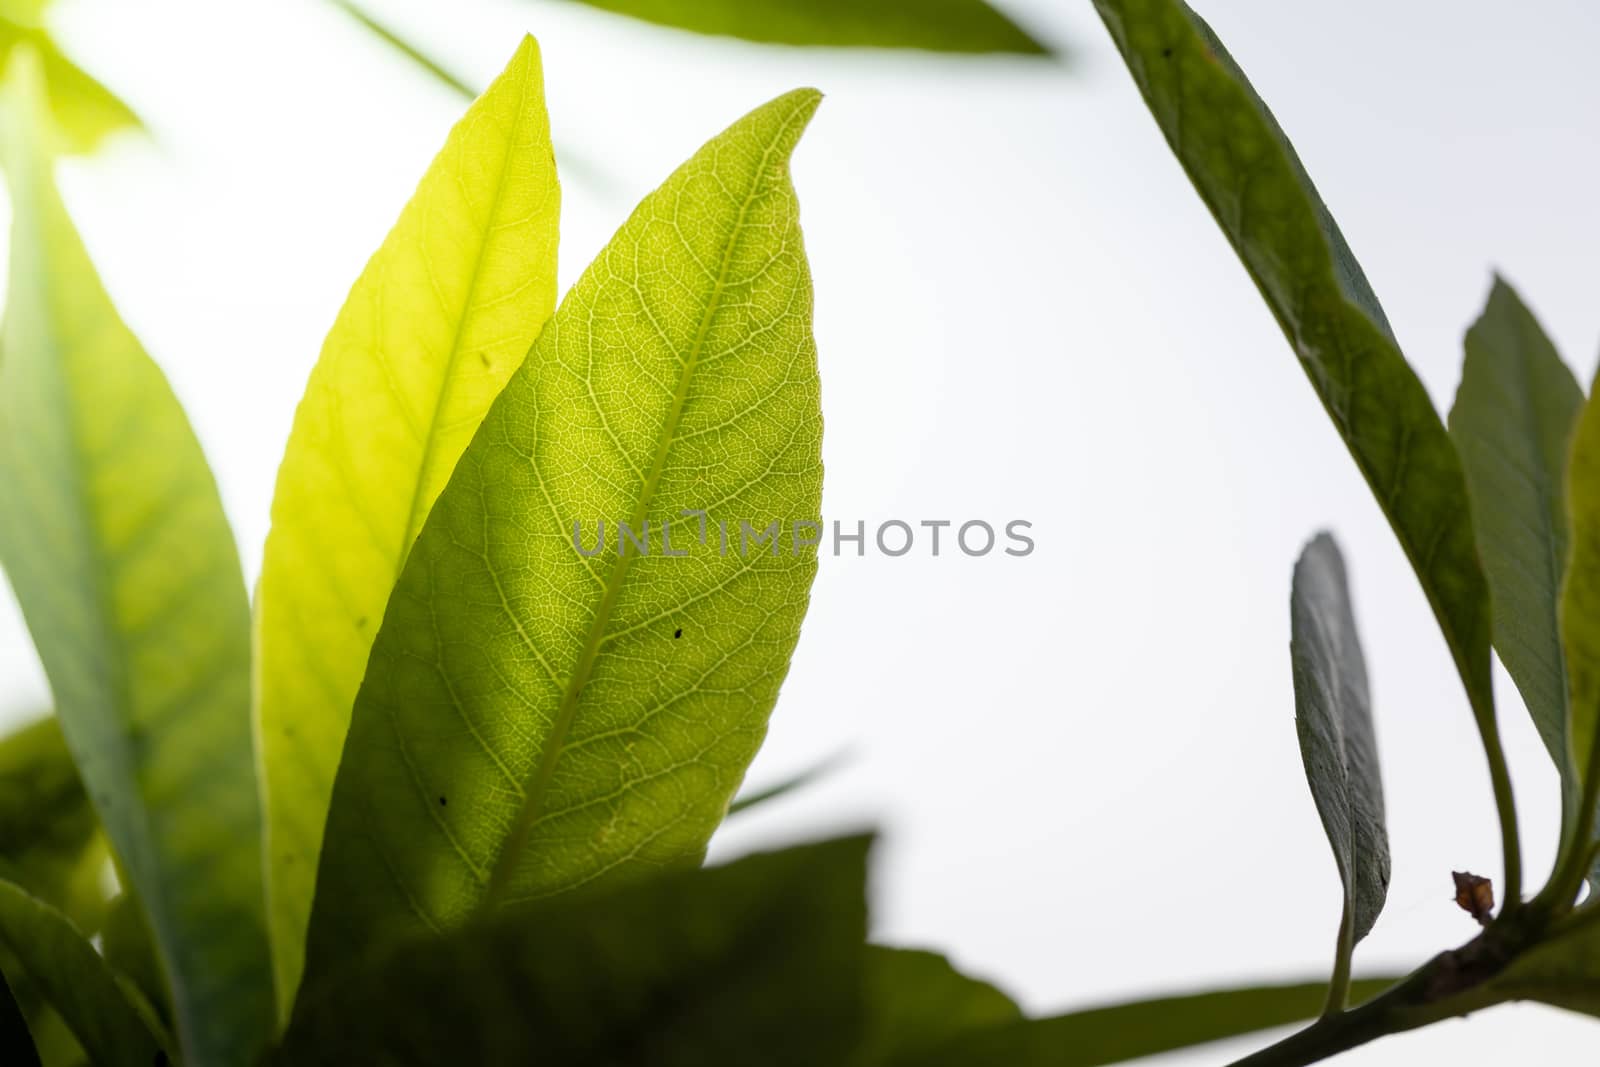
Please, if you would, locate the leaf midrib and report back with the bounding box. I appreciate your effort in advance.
[395,55,536,575]
[478,102,808,909]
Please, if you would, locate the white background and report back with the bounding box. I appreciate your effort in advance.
[2,0,1599,1061]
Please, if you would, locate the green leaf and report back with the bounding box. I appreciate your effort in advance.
[0,21,138,153]
[0,966,40,1067]
[0,716,103,922]
[1290,533,1389,1003]
[254,33,560,1012]
[726,749,847,817]
[1093,0,1520,897]
[1449,279,1583,822]
[1561,378,1600,816]
[277,837,868,1063]
[858,948,1020,1064]
[300,87,825,988]
[561,0,1051,54]
[891,977,1401,1067]
[101,893,171,1030]
[0,53,272,1064]
[0,880,161,1067]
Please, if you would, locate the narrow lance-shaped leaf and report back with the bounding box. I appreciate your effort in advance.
[890,977,1402,1067]
[0,52,272,1062]
[726,749,847,817]
[0,19,139,153]
[277,838,869,1064]
[1560,381,1600,817]
[857,948,1020,1065]
[1093,0,1519,895]
[0,881,162,1067]
[254,34,560,1010]
[1448,278,1583,824]
[558,0,1052,54]
[301,88,825,988]
[1290,533,1389,1004]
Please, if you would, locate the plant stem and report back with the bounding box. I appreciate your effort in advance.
[1227,913,1537,1067]
[1320,906,1353,1018]
[1481,724,1523,909]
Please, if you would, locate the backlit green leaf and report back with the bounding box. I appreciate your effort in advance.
[0,53,272,1064]
[254,34,560,1012]
[300,86,825,988]
[0,20,138,153]
[1449,278,1583,822]
[859,948,1020,1064]
[277,837,869,1064]
[1290,533,1389,997]
[561,0,1050,54]
[1094,0,1519,894]
[0,881,160,1067]
[101,893,171,1031]
[892,977,1401,1067]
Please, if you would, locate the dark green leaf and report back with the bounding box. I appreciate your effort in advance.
[1449,278,1583,819]
[0,880,161,1067]
[891,977,1400,1067]
[279,837,870,1065]
[0,716,104,928]
[302,88,826,984]
[560,0,1051,54]
[0,967,40,1067]
[1093,0,1518,892]
[1561,377,1600,824]
[858,947,1020,1064]
[1291,534,1389,969]
[0,53,273,1062]
[100,893,170,1029]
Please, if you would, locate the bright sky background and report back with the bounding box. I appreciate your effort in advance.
[2,0,1599,1061]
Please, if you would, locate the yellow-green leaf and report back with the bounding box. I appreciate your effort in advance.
[0,52,272,1065]
[253,34,560,1010]
[0,881,161,1067]
[299,88,824,990]
[0,19,138,153]
[1562,378,1600,814]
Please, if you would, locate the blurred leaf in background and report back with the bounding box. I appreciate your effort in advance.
[0,1,138,152]
[555,0,1054,53]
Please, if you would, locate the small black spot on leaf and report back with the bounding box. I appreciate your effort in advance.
[1161,47,1173,58]
[356,616,369,629]
[674,628,683,639]
[439,796,447,807]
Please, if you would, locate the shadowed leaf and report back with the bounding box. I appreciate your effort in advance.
[859,947,1020,1064]
[0,52,272,1063]
[278,837,869,1064]
[0,881,160,1067]
[891,977,1401,1067]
